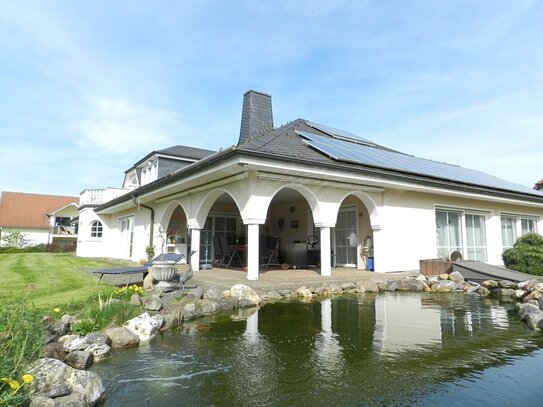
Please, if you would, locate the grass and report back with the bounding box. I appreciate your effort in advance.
[0,253,136,308]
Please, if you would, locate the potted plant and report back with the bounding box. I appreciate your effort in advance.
[145,245,155,261]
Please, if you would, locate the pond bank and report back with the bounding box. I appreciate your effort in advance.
[30,270,543,406]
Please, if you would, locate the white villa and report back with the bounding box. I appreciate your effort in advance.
[76,90,543,280]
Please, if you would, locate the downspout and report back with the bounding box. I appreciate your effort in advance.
[132,195,154,248]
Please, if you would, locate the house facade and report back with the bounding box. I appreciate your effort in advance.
[0,191,79,247]
[76,90,543,280]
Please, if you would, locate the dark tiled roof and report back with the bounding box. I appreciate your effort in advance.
[157,145,215,160]
[237,119,543,198]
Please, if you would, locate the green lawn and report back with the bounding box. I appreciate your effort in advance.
[0,253,135,308]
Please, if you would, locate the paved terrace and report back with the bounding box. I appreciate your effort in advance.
[89,264,418,292]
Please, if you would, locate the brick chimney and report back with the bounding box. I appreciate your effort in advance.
[238,90,274,145]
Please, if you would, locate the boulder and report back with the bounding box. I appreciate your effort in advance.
[130,293,143,306]
[482,280,498,289]
[85,332,111,347]
[524,280,543,293]
[44,342,66,362]
[415,274,427,282]
[65,351,93,370]
[498,280,517,289]
[59,335,89,352]
[203,287,224,301]
[396,279,425,292]
[186,286,204,300]
[143,296,163,311]
[329,284,343,294]
[448,271,465,283]
[518,303,543,330]
[512,289,527,300]
[37,383,72,398]
[30,396,55,407]
[427,276,439,284]
[385,281,398,292]
[340,282,356,291]
[433,280,459,292]
[523,290,543,303]
[539,297,543,311]
[229,284,262,305]
[160,313,181,331]
[104,327,140,349]
[438,273,449,280]
[259,290,283,301]
[201,300,220,315]
[296,286,313,298]
[477,286,491,296]
[29,358,105,406]
[124,312,161,342]
[376,281,386,292]
[84,343,111,362]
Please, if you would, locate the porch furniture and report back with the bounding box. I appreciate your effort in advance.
[93,253,185,284]
[261,236,280,269]
[220,235,243,268]
[212,236,225,266]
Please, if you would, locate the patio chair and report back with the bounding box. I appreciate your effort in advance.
[262,236,280,269]
[212,236,225,266]
[93,253,185,284]
[220,235,242,268]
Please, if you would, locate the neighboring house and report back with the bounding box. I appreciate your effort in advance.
[0,191,79,247]
[76,90,543,280]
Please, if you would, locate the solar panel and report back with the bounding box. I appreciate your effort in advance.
[306,121,374,145]
[297,131,541,196]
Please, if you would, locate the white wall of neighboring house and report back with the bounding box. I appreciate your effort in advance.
[1,227,49,246]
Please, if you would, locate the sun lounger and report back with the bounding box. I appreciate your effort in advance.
[93,253,185,284]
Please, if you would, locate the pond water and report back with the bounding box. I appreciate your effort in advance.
[91,293,543,406]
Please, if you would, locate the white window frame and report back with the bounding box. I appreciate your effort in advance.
[435,207,488,261]
[90,220,103,238]
[501,213,539,249]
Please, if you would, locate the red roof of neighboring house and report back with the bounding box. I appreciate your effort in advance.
[0,192,79,229]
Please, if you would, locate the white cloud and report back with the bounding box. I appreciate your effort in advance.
[79,98,187,154]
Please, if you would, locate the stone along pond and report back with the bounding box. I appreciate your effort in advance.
[91,292,543,406]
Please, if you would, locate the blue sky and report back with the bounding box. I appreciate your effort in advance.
[1,0,542,197]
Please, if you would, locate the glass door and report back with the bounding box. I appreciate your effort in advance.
[334,207,358,267]
[120,216,134,259]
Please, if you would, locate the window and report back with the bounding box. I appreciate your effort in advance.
[436,209,488,261]
[90,221,103,238]
[465,214,487,261]
[501,216,516,249]
[521,218,537,235]
[501,214,539,248]
[436,210,463,259]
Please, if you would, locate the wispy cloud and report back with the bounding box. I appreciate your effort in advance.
[79,98,184,154]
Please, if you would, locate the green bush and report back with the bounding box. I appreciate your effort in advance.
[0,300,44,406]
[502,233,543,276]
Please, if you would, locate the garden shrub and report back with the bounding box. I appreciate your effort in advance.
[502,233,543,276]
[0,300,44,406]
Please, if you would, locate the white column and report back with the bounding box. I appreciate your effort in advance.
[320,226,331,276]
[244,309,259,343]
[247,224,260,280]
[190,228,200,271]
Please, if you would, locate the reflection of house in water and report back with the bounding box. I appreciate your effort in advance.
[373,294,442,354]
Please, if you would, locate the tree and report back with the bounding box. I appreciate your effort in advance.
[0,230,28,248]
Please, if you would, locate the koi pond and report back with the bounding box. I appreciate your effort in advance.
[91,293,543,406]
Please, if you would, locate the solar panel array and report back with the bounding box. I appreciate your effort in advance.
[305,121,374,144]
[297,130,540,196]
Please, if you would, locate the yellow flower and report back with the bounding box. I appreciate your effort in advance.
[8,380,20,390]
[21,374,33,385]
[53,307,61,313]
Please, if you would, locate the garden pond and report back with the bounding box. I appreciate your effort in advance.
[91,292,543,406]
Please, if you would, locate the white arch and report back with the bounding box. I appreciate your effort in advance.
[157,200,189,231]
[335,190,381,230]
[195,188,244,227]
[260,183,320,221]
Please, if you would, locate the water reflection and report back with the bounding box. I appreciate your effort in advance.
[91,293,543,407]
